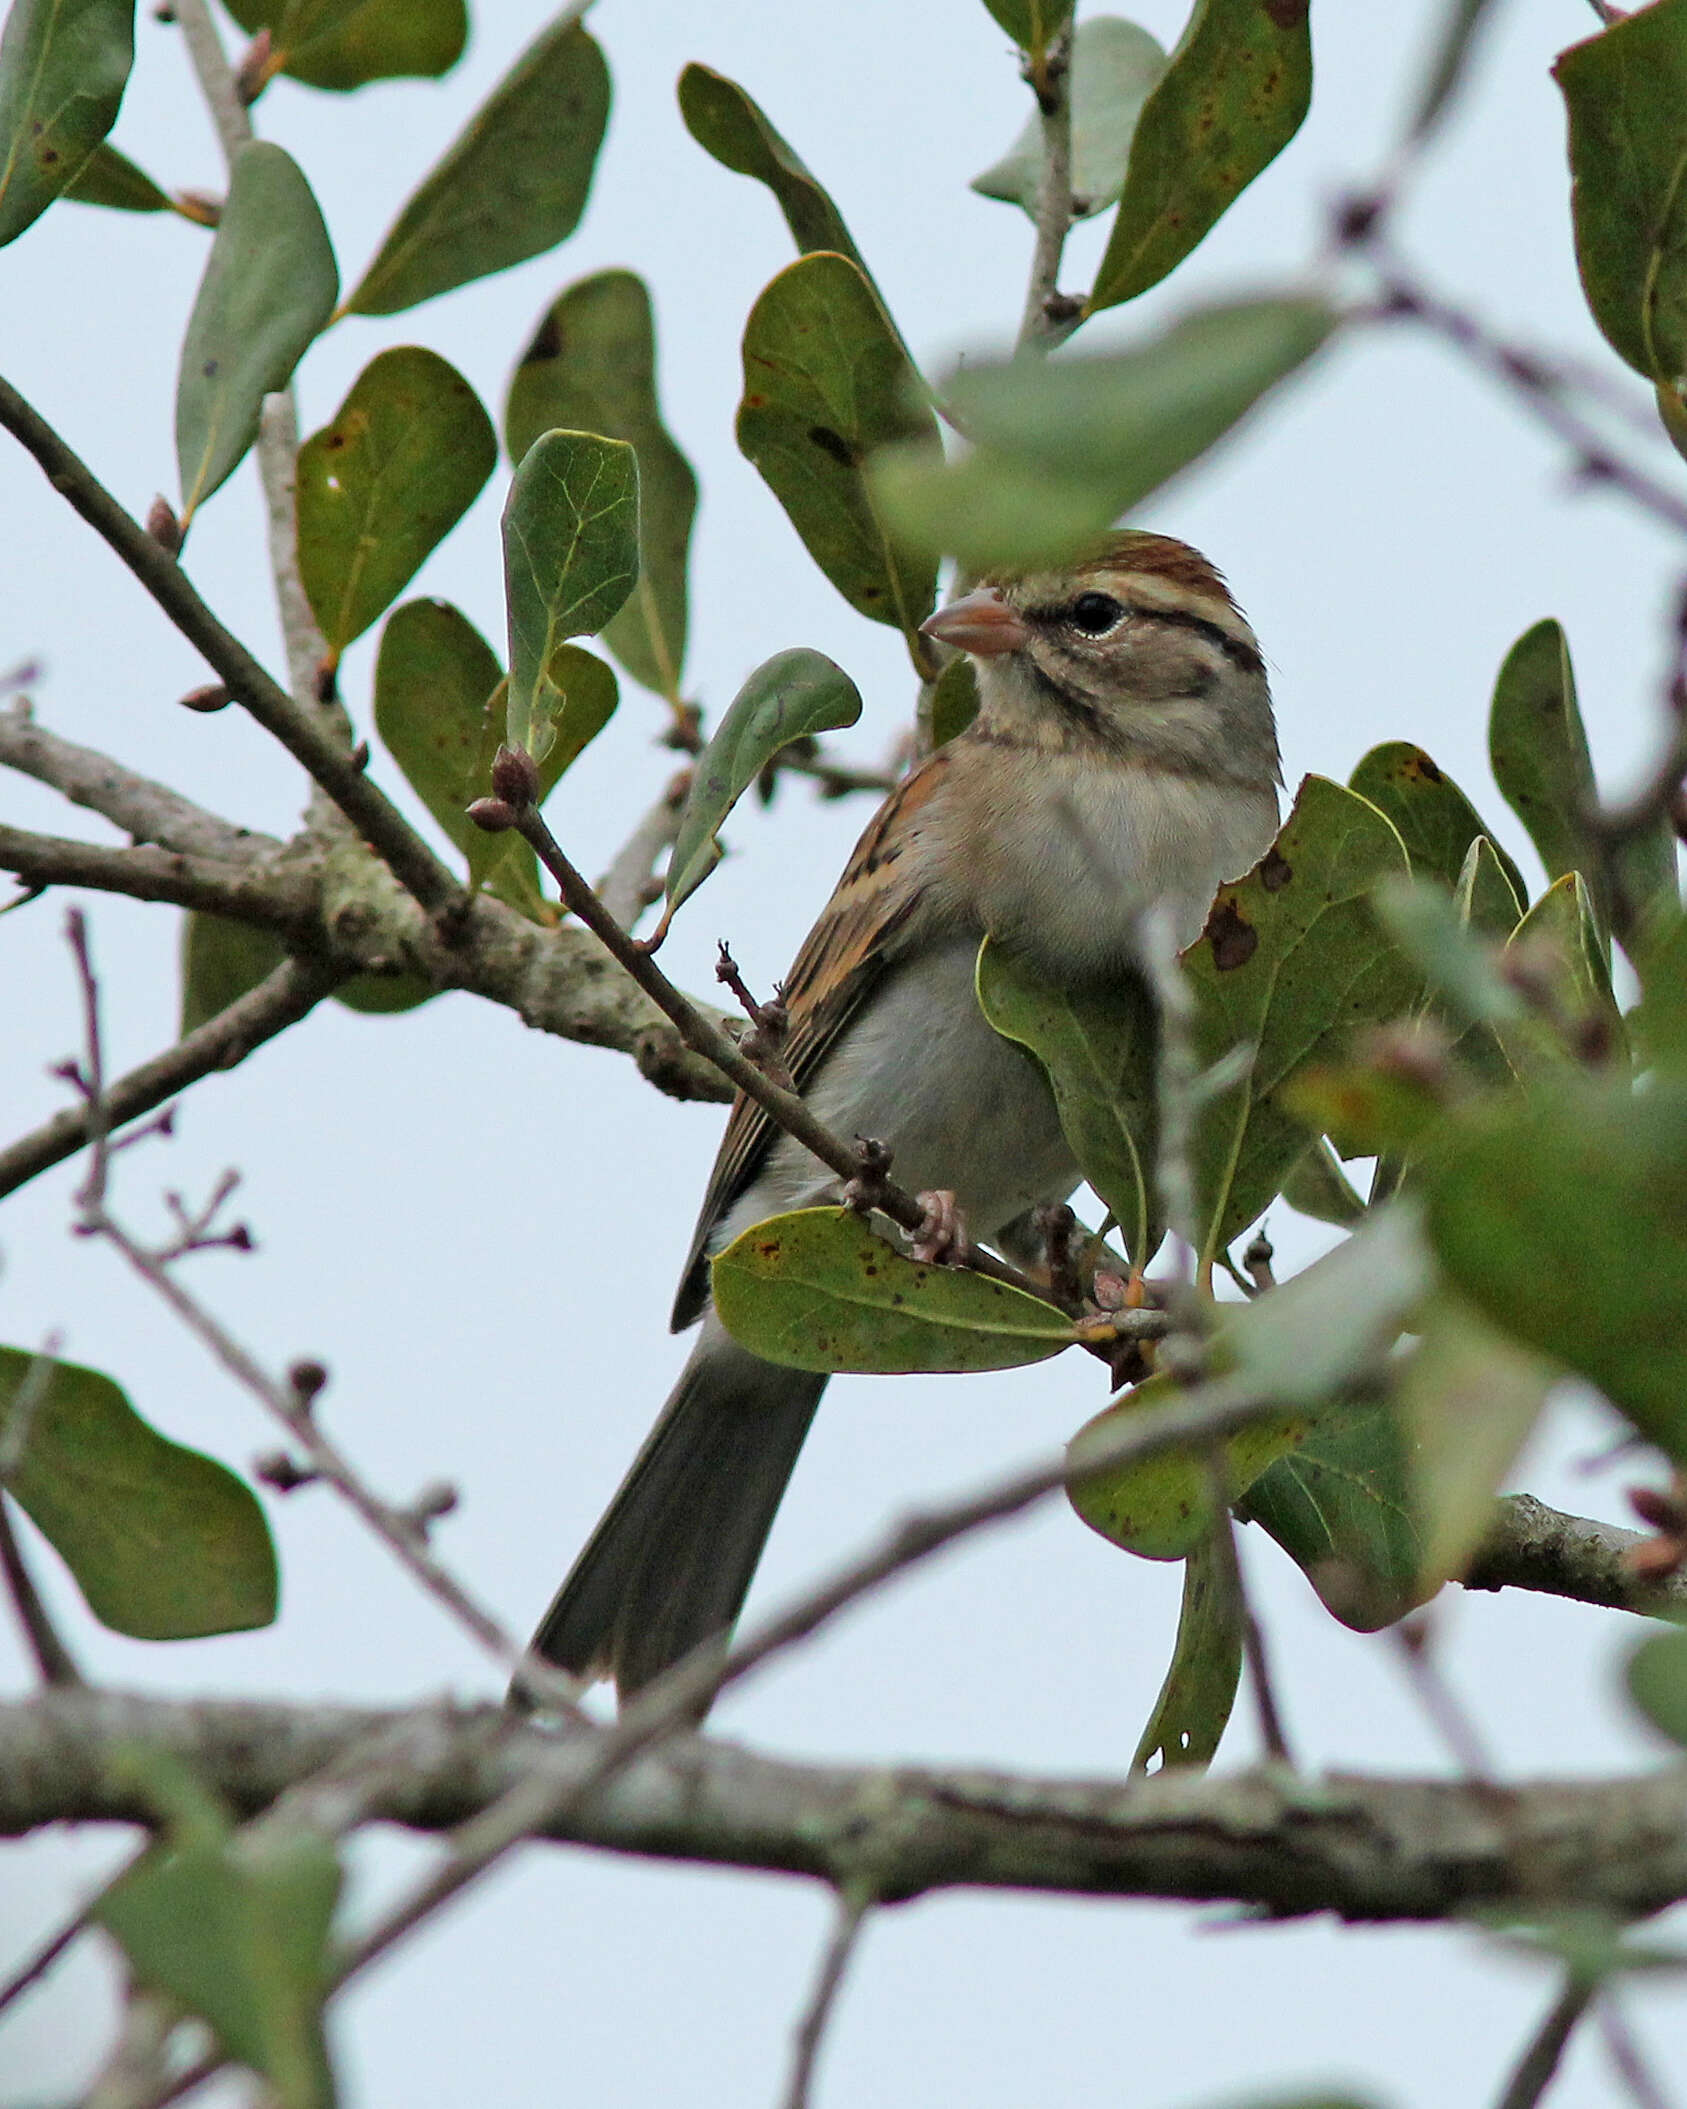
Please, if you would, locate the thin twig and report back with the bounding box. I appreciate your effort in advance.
[1598,1997,1674,2109]
[1391,1617,1498,1784]
[0,1492,82,1688]
[782,1887,872,2109]
[0,374,458,913]
[1202,1450,1292,1766]
[0,1890,102,2020]
[507,794,1071,1312]
[1017,28,1079,352]
[0,954,344,1203]
[54,915,575,1701]
[1495,1975,1598,2109]
[0,822,321,931]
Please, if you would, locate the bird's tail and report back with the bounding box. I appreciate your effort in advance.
[526,1319,826,1702]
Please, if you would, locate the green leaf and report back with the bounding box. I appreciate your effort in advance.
[1502,872,1623,1066]
[175,142,338,524]
[974,935,1162,1265]
[97,1806,340,2109]
[677,62,869,279]
[1454,833,1525,941]
[1632,909,1687,1077]
[874,296,1335,573]
[1627,1626,1687,1748]
[1182,776,1420,1263]
[1069,1374,1305,1560]
[1368,875,1524,1040]
[0,0,134,248]
[1423,1074,1687,1464]
[1396,1294,1554,1596]
[1349,742,1527,905]
[181,913,286,1037]
[711,1207,1075,1374]
[1089,0,1312,312]
[928,655,980,747]
[1133,1537,1242,1773]
[505,272,698,700]
[297,346,495,661]
[972,17,1167,221]
[737,252,939,637]
[330,969,435,1014]
[502,429,638,763]
[1406,0,1505,146]
[221,0,466,91]
[977,0,1075,57]
[65,140,167,213]
[1280,1138,1366,1227]
[343,17,608,316]
[665,648,862,917]
[1238,1401,1427,1631]
[2,1345,277,1639]
[1554,0,1687,381]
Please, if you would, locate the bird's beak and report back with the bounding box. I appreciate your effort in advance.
[920,587,1030,658]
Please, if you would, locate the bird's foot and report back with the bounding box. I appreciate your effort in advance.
[912,1188,969,1266]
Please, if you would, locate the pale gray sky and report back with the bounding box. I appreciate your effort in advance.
[3,2,1685,2103]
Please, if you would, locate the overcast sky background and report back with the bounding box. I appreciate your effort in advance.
[3,1,1687,2103]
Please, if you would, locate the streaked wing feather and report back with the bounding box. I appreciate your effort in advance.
[669,752,951,1329]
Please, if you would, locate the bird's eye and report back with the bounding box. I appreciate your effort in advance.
[1068,591,1124,636]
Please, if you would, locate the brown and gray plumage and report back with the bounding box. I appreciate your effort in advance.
[528,532,1282,1702]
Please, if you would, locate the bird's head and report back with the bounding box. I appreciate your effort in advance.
[920,532,1281,788]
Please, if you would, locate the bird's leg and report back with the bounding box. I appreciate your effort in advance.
[912,1189,969,1266]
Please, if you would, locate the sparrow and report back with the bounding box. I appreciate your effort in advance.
[528,531,1282,1701]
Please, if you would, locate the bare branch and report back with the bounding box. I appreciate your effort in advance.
[1464,1494,1687,1617]
[1017,29,1080,352]
[0,699,275,862]
[0,373,459,913]
[783,1887,871,2109]
[0,1493,82,1689]
[1496,1976,1598,2109]
[11,1691,1687,1925]
[0,822,319,930]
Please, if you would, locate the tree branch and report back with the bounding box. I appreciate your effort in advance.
[0,373,458,912]
[8,1690,1687,1924]
[1465,1494,1687,1617]
[0,824,319,931]
[1017,28,1078,352]
[0,699,276,863]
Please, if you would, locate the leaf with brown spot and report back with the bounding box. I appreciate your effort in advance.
[1089,0,1312,312]
[1351,740,1526,905]
[1183,775,1422,1262]
[711,1207,1075,1373]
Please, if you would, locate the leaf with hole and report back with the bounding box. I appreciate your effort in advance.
[2,1345,276,1639]
[1133,1537,1242,1773]
[506,272,697,700]
[0,0,134,247]
[711,1208,1075,1374]
[221,0,466,91]
[344,17,607,315]
[1180,776,1420,1264]
[175,142,338,524]
[875,296,1335,573]
[502,429,638,763]
[737,252,939,637]
[975,935,1161,1264]
[297,347,494,662]
[1089,0,1312,311]
[973,16,1166,221]
[1555,0,1687,381]
[665,649,862,917]
[96,1781,339,2109]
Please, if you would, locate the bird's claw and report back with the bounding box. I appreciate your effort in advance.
[912,1189,968,1266]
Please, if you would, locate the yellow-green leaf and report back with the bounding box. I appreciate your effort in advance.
[65,140,167,213]
[1349,741,1527,904]
[221,0,466,91]
[1132,1538,1242,1773]
[297,346,494,658]
[711,1208,1075,1374]
[3,1345,277,1639]
[344,17,607,316]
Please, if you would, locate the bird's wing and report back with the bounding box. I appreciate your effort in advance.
[670,748,952,1330]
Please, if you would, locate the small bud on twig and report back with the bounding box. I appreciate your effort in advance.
[1243,1228,1276,1294]
[146,496,182,554]
[171,189,222,227]
[314,659,339,705]
[288,1359,329,1413]
[255,1449,318,1493]
[467,797,517,833]
[403,1480,460,1540]
[178,682,232,714]
[491,743,540,809]
[234,27,274,104]
[843,1134,894,1214]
